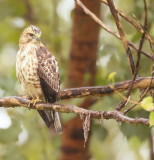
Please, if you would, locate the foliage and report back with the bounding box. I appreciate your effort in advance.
[141,96,154,111]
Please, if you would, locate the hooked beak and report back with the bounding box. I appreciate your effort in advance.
[35,34,41,41]
[36,37,40,41]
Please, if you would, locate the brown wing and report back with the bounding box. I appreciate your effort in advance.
[36,45,60,103]
[36,44,62,134]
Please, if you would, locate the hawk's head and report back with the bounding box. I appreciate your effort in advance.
[19,25,42,47]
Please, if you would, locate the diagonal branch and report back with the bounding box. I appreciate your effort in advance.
[116,0,148,111]
[107,0,135,74]
[75,0,154,61]
[0,96,149,125]
[100,0,154,46]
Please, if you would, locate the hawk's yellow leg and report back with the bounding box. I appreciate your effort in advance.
[28,97,42,107]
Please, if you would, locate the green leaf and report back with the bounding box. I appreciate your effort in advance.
[140,96,154,111]
[149,112,154,127]
[108,72,116,83]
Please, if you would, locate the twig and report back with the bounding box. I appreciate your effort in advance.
[100,0,154,46]
[0,96,149,125]
[115,0,147,110]
[107,0,135,74]
[129,0,148,91]
[75,0,154,61]
[114,90,138,105]
[129,42,154,60]
[124,65,154,114]
[75,0,120,39]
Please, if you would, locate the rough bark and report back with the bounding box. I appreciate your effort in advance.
[0,96,149,125]
[60,0,100,159]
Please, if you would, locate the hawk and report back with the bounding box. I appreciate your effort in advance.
[16,25,62,134]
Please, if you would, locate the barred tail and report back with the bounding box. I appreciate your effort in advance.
[53,111,63,134]
[38,110,63,134]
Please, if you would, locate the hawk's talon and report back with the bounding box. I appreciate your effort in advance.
[28,98,42,107]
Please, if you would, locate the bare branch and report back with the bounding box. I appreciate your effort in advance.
[0,77,152,126]
[128,0,148,91]
[100,0,154,46]
[0,96,149,125]
[59,77,154,100]
[107,0,135,74]
[75,0,154,61]
[129,42,154,60]
[0,77,153,104]
[116,0,148,111]
[75,0,120,39]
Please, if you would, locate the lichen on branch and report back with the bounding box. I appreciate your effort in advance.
[0,76,152,127]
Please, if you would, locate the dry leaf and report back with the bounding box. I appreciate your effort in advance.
[82,113,91,147]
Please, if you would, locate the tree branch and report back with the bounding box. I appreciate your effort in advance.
[75,0,154,61]
[107,0,135,74]
[59,77,154,100]
[0,77,152,127]
[0,77,151,129]
[116,0,148,111]
[0,96,149,125]
[100,0,154,46]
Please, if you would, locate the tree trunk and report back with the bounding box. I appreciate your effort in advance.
[60,0,100,160]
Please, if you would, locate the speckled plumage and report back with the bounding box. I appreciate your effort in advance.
[16,25,62,133]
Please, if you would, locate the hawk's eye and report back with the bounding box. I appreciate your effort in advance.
[28,33,34,37]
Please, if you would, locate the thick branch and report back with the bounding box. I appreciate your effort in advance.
[0,77,151,126]
[0,96,149,125]
[59,77,154,100]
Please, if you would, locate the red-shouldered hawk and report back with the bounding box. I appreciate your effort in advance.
[16,25,62,134]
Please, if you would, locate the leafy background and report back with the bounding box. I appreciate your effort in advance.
[0,0,154,160]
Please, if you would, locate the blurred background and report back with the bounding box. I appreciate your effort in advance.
[0,0,154,160]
